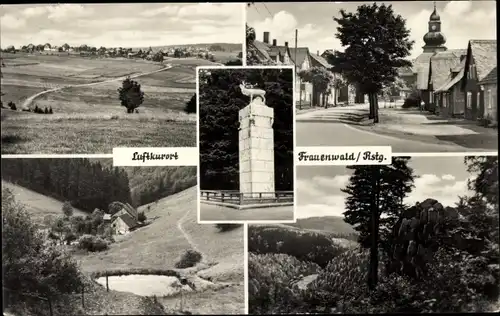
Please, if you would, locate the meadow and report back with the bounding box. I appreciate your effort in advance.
[0,53,215,153]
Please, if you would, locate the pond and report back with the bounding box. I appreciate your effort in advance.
[95,274,193,296]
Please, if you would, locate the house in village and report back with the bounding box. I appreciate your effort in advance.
[479,66,497,124]
[110,203,138,235]
[433,57,466,118]
[462,40,497,122]
[428,49,467,113]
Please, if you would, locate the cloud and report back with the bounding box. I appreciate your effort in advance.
[0,14,26,30]
[442,174,456,181]
[22,6,47,17]
[177,3,240,20]
[297,171,470,220]
[46,4,94,22]
[140,5,180,18]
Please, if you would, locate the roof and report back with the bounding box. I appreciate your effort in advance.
[268,45,288,63]
[103,214,111,220]
[113,213,136,228]
[479,66,497,85]
[288,47,310,67]
[249,40,271,62]
[469,40,497,81]
[429,49,467,91]
[435,67,465,93]
[414,52,435,90]
[310,53,332,69]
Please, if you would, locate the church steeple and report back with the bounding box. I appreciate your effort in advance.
[423,1,447,53]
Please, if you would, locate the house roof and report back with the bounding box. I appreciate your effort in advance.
[288,47,310,67]
[249,40,272,62]
[114,213,136,228]
[414,52,435,90]
[429,49,467,91]
[435,67,465,93]
[479,66,497,85]
[103,214,111,220]
[310,53,332,68]
[469,40,497,81]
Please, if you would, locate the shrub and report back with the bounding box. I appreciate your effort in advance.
[77,235,109,252]
[49,106,53,114]
[215,223,242,232]
[138,211,147,222]
[2,188,84,300]
[8,101,16,110]
[184,94,196,114]
[175,249,202,269]
[402,97,419,108]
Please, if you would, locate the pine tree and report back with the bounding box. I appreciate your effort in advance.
[342,157,415,290]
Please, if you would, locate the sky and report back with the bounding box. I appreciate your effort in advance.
[247,1,497,59]
[296,156,478,219]
[0,3,244,48]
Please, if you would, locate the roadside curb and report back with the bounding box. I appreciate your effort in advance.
[296,118,373,126]
[200,200,293,210]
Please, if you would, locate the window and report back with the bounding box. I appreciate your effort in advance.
[487,89,492,109]
[443,94,447,108]
[467,92,472,108]
[477,93,481,108]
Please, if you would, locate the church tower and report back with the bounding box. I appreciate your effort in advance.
[422,2,447,53]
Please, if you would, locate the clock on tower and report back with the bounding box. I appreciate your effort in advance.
[431,25,436,31]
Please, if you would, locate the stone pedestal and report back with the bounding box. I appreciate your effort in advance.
[239,97,275,198]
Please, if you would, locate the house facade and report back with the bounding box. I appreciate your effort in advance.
[434,63,466,118]
[462,40,497,121]
[479,67,497,124]
[111,213,136,235]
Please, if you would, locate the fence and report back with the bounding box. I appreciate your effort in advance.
[200,190,294,205]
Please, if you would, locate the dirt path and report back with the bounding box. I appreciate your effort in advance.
[176,207,207,261]
[20,64,173,109]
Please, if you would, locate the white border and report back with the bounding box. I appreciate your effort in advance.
[243,223,249,315]
[0,154,113,158]
[393,152,498,157]
[196,65,298,224]
[242,3,247,66]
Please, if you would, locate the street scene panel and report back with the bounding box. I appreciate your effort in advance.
[0,3,243,154]
[2,159,245,315]
[198,67,295,222]
[246,1,497,152]
[248,155,500,314]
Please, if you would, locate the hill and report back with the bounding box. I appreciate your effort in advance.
[286,216,357,235]
[1,181,87,228]
[78,186,244,314]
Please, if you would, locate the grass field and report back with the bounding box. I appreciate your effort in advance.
[1,181,88,228]
[0,53,210,154]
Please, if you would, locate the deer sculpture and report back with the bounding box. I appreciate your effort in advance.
[239,81,266,105]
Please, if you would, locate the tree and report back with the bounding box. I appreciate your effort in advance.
[184,94,196,114]
[62,43,70,51]
[118,77,144,113]
[381,76,406,107]
[49,106,53,114]
[328,3,414,123]
[138,211,147,222]
[225,59,243,66]
[62,201,74,217]
[342,157,415,290]
[298,67,335,109]
[152,51,164,63]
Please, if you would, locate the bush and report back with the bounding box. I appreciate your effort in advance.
[215,223,242,232]
[184,94,196,114]
[8,101,16,110]
[77,235,109,252]
[138,211,147,222]
[402,97,419,108]
[175,249,202,269]
[2,188,84,299]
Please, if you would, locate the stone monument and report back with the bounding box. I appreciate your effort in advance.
[238,82,275,198]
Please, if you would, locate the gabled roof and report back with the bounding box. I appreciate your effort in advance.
[479,66,497,85]
[469,40,497,81]
[249,40,272,62]
[310,53,332,69]
[429,49,467,91]
[414,52,436,90]
[113,212,136,228]
[288,47,310,67]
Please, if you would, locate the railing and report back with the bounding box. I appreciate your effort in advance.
[200,190,294,205]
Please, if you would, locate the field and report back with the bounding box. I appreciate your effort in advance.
[76,186,245,314]
[0,53,221,153]
[1,181,88,228]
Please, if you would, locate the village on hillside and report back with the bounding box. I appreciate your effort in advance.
[1,43,241,63]
[247,1,497,152]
